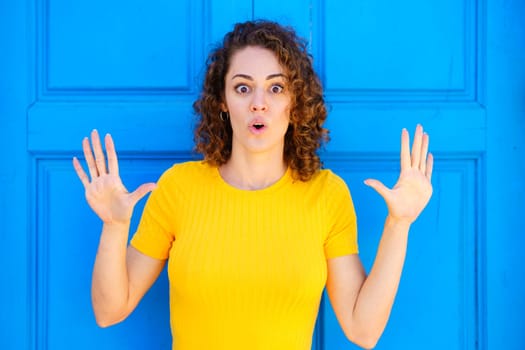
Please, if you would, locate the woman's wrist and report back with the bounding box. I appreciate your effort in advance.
[384,215,412,232]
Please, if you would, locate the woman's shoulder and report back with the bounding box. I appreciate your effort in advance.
[299,168,352,201]
[158,160,215,186]
[310,168,349,191]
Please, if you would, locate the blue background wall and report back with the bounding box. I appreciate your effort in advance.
[0,0,523,349]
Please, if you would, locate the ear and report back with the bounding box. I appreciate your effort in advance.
[220,102,228,112]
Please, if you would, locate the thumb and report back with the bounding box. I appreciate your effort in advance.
[129,182,157,204]
[364,179,390,199]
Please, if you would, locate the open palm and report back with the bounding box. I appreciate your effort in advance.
[72,130,156,225]
[365,125,433,225]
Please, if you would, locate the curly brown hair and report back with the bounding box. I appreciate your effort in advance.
[193,20,328,181]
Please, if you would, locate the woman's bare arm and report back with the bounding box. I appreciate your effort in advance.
[91,223,165,327]
[73,129,160,326]
[327,125,434,349]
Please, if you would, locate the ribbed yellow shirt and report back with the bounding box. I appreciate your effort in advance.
[131,161,358,349]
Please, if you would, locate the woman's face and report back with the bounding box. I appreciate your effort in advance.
[222,46,291,159]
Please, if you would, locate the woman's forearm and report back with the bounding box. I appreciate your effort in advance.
[91,222,131,327]
[352,216,411,344]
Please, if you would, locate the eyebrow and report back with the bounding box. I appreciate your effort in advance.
[231,73,287,81]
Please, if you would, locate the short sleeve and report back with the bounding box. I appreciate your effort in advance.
[323,174,359,259]
[130,168,178,260]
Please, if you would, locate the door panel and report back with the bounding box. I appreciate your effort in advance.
[26,0,206,348]
[323,0,468,93]
[47,0,192,90]
[35,158,175,350]
[318,156,479,349]
[255,1,483,348]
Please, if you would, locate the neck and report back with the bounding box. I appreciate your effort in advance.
[220,151,287,190]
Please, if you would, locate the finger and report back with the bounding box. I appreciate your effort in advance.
[72,157,90,187]
[364,179,390,199]
[91,129,108,175]
[411,124,423,168]
[82,136,98,179]
[105,133,119,176]
[419,132,429,173]
[400,128,411,171]
[129,183,157,205]
[426,153,434,182]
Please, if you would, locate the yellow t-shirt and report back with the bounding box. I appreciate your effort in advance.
[131,161,358,350]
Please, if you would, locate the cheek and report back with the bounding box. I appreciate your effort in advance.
[282,103,292,123]
[224,94,242,113]
[283,96,293,114]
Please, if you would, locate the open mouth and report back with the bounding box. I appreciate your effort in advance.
[249,119,266,133]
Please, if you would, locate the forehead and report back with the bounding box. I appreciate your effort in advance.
[227,46,284,77]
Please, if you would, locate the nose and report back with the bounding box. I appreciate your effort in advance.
[250,88,268,112]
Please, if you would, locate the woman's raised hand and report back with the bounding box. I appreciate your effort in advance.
[364,125,434,225]
[72,130,156,225]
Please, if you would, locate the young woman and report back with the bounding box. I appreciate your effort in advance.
[73,20,433,350]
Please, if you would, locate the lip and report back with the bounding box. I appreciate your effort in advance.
[248,124,267,134]
[248,117,267,135]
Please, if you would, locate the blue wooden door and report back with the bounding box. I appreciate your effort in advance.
[1,0,524,349]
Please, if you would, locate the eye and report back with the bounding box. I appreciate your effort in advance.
[234,84,250,94]
[270,84,284,94]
